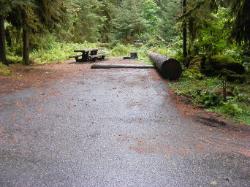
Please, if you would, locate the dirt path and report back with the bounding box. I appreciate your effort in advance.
[0,59,250,186]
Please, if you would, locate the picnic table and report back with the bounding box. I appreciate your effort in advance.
[70,48,105,63]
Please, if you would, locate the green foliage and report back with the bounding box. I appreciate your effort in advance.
[179,1,248,60]
[110,44,131,57]
[141,0,160,36]
[170,74,221,98]
[219,101,243,116]
[150,37,184,62]
[153,47,178,59]
[0,62,11,76]
[0,0,183,64]
[210,55,238,64]
[189,7,235,56]
[110,43,152,64]
[196,91,222,107]
[157,0,180,42]
[112,0,161,42]
[67,0,106,42]
[31,41,97,64]
[5,0,66,31]
[98,0,117,42]
[170,67,250,124]
[6,54,22,64]
[182,69,203,80]
[223,46,242,62]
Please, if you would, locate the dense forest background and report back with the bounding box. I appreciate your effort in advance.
[0,0,181,64]
[0,0,250,124]
[0,0,249,64]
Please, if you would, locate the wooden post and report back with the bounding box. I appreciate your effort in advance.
[0,15,6,65]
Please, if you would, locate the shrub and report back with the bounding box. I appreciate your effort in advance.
[31,42,98,64]
[110,43,131,57]
[183,69,204,80]
[196,91,222,107]
[0,63,11,76]
[6,55,22,64]
[219,102,243,116]
[210,55,237,64]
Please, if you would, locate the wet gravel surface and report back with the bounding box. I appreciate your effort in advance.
[0,66,250,187]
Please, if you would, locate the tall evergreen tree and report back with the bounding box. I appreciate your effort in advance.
[182,0,188,66]
[0,14,6,64]
[4,0,67,65]
[231,0,250,46]
[0,0,12,65]
[157,0,179,42]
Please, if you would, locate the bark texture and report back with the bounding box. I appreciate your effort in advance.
[0,16,6,64]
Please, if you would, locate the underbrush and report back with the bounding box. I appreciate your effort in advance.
[110,43,152,64]
[31,42,98,64]
[0,63,11,76]
[110,43,181,64]
[7,41,163,65]
[30,42,169,65]
[169,69,250,125]
[5,32,176,65]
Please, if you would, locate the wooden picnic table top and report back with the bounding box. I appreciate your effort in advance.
[74,48,98,53]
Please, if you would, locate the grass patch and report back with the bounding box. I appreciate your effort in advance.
[214,102,250,124]
[7,55,22,64]
[7,40,171,65]
[30,40,157,65]
[0,63,11,76]
[110,43,152,64]
[7,42,154,65]
[31,42,98,64]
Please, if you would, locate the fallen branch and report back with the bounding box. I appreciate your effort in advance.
[91,64,154,69]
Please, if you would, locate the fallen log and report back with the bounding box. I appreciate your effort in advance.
[91,64,154,69]
[149,52,182,80]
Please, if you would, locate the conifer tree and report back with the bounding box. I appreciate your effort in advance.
[230,0,250,46]
[0,0,12,65]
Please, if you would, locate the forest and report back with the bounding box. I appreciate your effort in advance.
[0,0,250,124]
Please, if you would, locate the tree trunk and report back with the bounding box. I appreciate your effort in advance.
[222,79,227,101]
[22,26,30,65]
[6,28,12,47]
[0,15,7,65]
[182,0,188,67]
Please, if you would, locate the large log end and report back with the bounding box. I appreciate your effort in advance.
[161,58,182,80]
[149,52,182,80]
